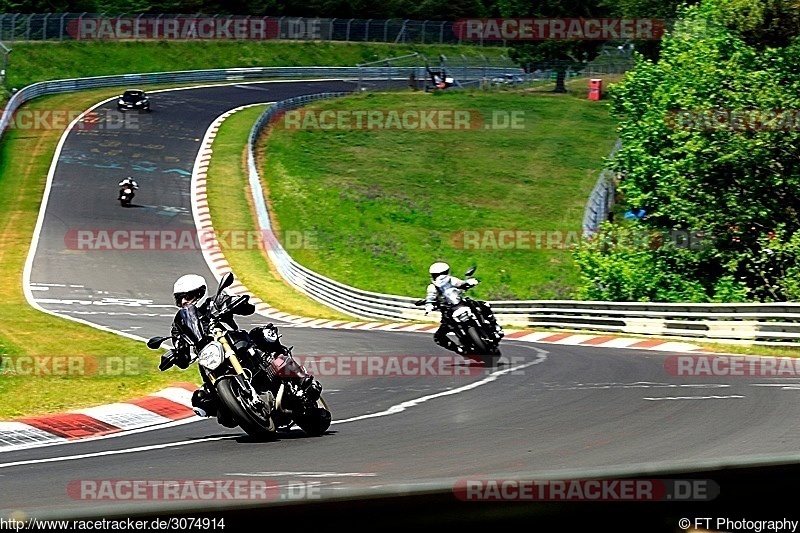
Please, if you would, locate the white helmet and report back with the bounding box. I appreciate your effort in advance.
[429,262,450,280]
[173,274,207,307]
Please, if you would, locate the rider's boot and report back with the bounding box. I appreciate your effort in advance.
[191,386,218,418]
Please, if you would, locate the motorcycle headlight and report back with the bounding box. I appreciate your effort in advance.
[452,306,471,322]
[198,341,225,370]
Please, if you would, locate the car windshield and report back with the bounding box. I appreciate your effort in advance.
[122,90,145,99]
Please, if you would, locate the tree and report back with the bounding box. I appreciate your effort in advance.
[496,0,608,92]
[599,0,700,60]
[574,0,800,302]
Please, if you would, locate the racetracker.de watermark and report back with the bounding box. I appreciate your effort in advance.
[66,17,282,40]
[274,109,526,131]
[6,109,141,131]
[67,479,320,501]
[666,109,800,131]
[63,229,317,251]
[453,478,718,501]
[0,355,141,377]
[291,355,518,377]
[450,229,709,251]
[453,18,666,41]
[665,355,800,377]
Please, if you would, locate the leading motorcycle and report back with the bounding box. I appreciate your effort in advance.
[416,266,504,366]
[119,185,135,207]
[148,272,331,438]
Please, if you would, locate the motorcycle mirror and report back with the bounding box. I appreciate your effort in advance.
[147,336,167,349]
[217,272,234,295]
[465,266,477,277]
[414,299,426,306]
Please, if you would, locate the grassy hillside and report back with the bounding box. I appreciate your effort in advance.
[260,87,618,300]
[3,40,513,93]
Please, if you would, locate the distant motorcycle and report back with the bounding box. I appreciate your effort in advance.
[148,272,332,438]
[119,185,135,207]
[416,266,504,366]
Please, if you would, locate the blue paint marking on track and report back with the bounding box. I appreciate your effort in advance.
[161,168,192,175]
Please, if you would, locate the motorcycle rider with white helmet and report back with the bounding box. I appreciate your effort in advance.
[168,273,256,420]
[117,176,138,199]
[167,273,303,422]
[423,262,479,355]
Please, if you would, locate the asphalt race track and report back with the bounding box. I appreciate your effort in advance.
[5,79,800,531]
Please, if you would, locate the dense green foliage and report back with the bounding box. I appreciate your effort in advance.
[575,0,800,302]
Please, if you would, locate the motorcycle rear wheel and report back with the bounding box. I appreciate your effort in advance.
[216,378,275,437]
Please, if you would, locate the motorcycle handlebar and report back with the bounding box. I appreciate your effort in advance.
[210,294,249,318]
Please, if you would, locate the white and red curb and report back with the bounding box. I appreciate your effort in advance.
[0,383,197,451]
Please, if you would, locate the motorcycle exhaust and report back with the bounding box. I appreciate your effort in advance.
[275,383,291,414]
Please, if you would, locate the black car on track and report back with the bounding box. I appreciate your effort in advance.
[117,89,151,112]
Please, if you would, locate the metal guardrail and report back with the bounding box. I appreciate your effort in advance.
[583,138,621,237]
[0,64,550,137]
[487,301,800,345]
[3,66,798,345]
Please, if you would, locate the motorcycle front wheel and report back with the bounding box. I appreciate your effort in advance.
[466,325,488,354]
[216,377,275,437]
[466,326,502,367]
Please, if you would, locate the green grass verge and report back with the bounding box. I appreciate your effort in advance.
[260,88,618,300]
[4,40,513,94]
[204,104,355,322]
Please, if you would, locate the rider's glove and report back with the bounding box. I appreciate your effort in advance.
[175,352,192,369]
[424,303,434,315]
